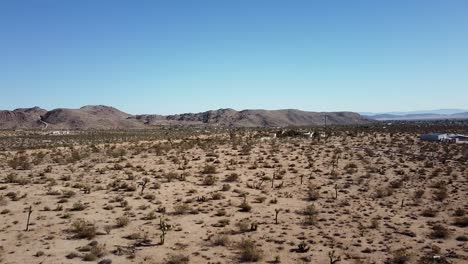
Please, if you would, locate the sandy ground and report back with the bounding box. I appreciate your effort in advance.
[0,131,467,264]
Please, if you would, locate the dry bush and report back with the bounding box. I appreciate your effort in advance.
[8,155,33,170]
[70,219,97,239]
[307,184,320,201]
[453,217,468,227]
[432,187,448,201]
[165,254,190,264]
[202,175,217,186]
[384,248,411,264]
[115,215,130,228]
[201,165,217,174]
[225,173,239,182]
[429,224,449,239]
[212,233,230,246]
[238,239,263,262]
[239,200,252,212]
[421,208,438,217]
[174,203,191,215]
[302,204,318,226]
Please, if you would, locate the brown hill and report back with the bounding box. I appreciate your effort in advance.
[135,108,372,127]
[40,105,142,129]
[0,107,47,129]
[1,105,372,129]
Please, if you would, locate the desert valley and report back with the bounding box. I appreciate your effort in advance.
[0,109,467,264]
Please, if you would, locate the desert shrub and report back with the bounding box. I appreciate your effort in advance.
[115,215,130,228]
[255,196,266,203]
[429,224,449,239]
[453,217,468,227]
[4,173,18,183]
[421,208,438,217]
[202,175,217,186]
[236,220,251,233]
[384,248,411,264]
[201,165,217,174]
[174,203,190,215]
[238,239,263,262]
[239,200,252,212]
[16,177,31,185]
[215,208,227,216]
[164,172,178,182]
[82,243,106,261]
[70,219,97,239]
[212,192,224,200]
[216,219,230,227]
[454,208,465,217]
[225,173,239,182]
[375,186,393,198]
[8,155,33,170]
[303,204,318,226]
[212,233,230,246]
[413,189,425,200]
[307,184,320,201]
[221,184,231,191]
[389,179,403,189]
[432,187,448,201]
[71,201,87,211]
[165,254,190,264]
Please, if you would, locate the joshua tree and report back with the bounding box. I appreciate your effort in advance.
[328,250,341,264]
[139,177,150,195]
[275,209,281,224]
[25,206,33,231]
[297,241,310,253]
[159,216,169,245]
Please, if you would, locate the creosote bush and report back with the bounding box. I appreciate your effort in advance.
[238,239,263,262]
[70,219,97,239]
[165,254,190,264]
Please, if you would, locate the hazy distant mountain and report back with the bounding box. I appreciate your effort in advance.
[362,109,468,118]
[365,109,468,121]
[0,105,373,129]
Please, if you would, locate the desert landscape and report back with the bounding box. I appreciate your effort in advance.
[2,1,468,263]
[0,120,467,264]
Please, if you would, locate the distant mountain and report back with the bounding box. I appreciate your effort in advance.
[359,109,468,116]
[0,105,373,129]
[366,110,468,121]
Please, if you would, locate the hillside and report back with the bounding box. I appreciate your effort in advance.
[0,105,372,129]
[0,107,47,129]
[40,105,142,129]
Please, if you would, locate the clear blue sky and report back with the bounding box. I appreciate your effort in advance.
[1,0,467,114]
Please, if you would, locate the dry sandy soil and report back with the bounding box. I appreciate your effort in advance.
[0,128,467,264]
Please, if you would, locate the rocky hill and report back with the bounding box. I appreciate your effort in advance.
[0,107,47,129]
[0,105,373,129]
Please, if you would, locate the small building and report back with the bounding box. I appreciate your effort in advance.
[50,130,71,136]
[420,133,448,142]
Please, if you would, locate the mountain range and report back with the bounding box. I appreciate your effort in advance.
[0,105,372,129]
[362,109,468,121]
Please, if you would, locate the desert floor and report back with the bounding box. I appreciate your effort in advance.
[0,129,467,264]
